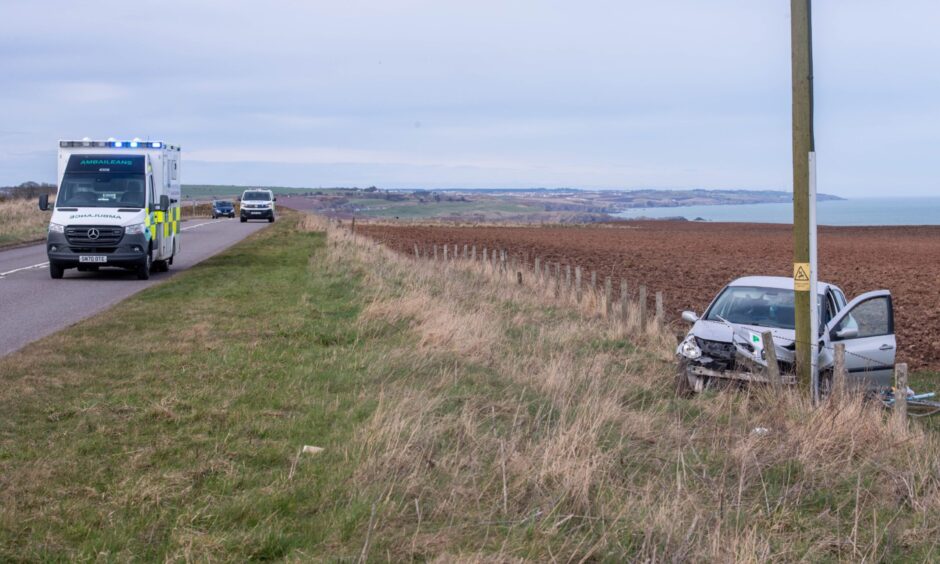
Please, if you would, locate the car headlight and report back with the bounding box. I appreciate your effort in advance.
[679,336,702,360]
[125,223,146,235]
[48,222,65,233]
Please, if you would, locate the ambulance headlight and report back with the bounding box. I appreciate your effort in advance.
[48,222,65,233]
[679,336,702,360]
[125,223,146,235]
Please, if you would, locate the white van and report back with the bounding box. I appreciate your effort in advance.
[39,139,181,280]
[239,189,276,223]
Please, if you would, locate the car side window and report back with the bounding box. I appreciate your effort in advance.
[829,293,840,320]
[835,289,847,309]
[834,296,891,339]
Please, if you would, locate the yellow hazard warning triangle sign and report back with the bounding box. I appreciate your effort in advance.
[793,262,810,291]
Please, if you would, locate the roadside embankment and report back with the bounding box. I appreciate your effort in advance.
[1,213,938,560]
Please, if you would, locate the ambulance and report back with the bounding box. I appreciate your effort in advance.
[39,139,181,280]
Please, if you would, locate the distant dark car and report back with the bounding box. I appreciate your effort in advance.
[212,200,235,218]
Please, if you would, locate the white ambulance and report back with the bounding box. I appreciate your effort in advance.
[39,139,181,280]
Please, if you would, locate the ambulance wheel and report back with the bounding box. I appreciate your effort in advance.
[49,262,64,279]
[137,252,152,280]
[153,260,169,273]
[240,217,247,223]
[268,216,275,223]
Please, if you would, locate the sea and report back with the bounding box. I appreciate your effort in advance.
[613,197,940,226]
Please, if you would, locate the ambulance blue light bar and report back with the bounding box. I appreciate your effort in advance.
[59,140,167,149]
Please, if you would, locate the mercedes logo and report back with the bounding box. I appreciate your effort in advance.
[87,228,100,240]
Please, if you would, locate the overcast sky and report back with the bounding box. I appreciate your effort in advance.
[1,1,938,196]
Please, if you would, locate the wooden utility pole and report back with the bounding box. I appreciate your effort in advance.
[791,0,815,393]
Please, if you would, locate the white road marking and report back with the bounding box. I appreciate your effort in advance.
[0,262,49,278]
[181,219,226,231]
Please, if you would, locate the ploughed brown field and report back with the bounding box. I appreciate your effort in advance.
[358,221,940,370]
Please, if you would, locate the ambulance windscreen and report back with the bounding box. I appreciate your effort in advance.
[57,155,146,209]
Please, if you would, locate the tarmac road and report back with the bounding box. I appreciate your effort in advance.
[0,218,269,357]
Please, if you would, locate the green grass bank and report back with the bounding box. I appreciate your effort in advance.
[1,214,939,561]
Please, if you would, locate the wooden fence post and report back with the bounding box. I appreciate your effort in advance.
[895,363,908,424]
[638,285,648,329]
[762,331,781,387]
[454,245,458,260]
[463,244,468,259]
[471,245,477,261]
[517,271,523,285]
[534,258,541,284]
[833,343,847,397]
[655,292,664,325]
[443,245,448,261]
[591,271,597,290]
[553,263,560,298]
[620,278,628,321]
[414,243,420,259]
[575,267,582,303]
[483,247,487,264]
[351,217,356,233]
[604,277,613,318]
[565,265,572,294]
[433,245,438,261]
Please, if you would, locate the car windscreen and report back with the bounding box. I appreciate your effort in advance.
[215,201,233,207]
[57,172,146,208]
[242,191,270,201]
[705,286,825,331]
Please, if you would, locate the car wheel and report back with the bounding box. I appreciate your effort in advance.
[675,360,696,397]
[137,252,152,280]
[240,217,247,223]
[49,262,64,279]
[268,216,275,223]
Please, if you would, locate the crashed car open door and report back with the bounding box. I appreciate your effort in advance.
[824,290,896,389]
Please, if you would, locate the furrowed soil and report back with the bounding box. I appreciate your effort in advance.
[358,221,940,370]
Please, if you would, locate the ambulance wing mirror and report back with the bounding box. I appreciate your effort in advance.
[159,195,170,212]
[38,194,50,211]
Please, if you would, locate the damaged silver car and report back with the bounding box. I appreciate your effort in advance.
[676,276,896,394]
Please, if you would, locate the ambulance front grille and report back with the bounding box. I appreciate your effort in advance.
[65,225,125,246]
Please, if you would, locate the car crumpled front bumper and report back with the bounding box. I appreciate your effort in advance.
[677,333,797,385]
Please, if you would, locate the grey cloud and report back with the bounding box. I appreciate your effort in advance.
[0,0,938,196]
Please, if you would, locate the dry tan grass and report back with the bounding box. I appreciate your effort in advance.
[0,197,51,246]
[312,216,940,561]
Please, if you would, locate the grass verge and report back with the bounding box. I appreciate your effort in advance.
[0,198,49,247]
[2,214,939,560]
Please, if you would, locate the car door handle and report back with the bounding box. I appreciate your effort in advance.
[879,344,895,351]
